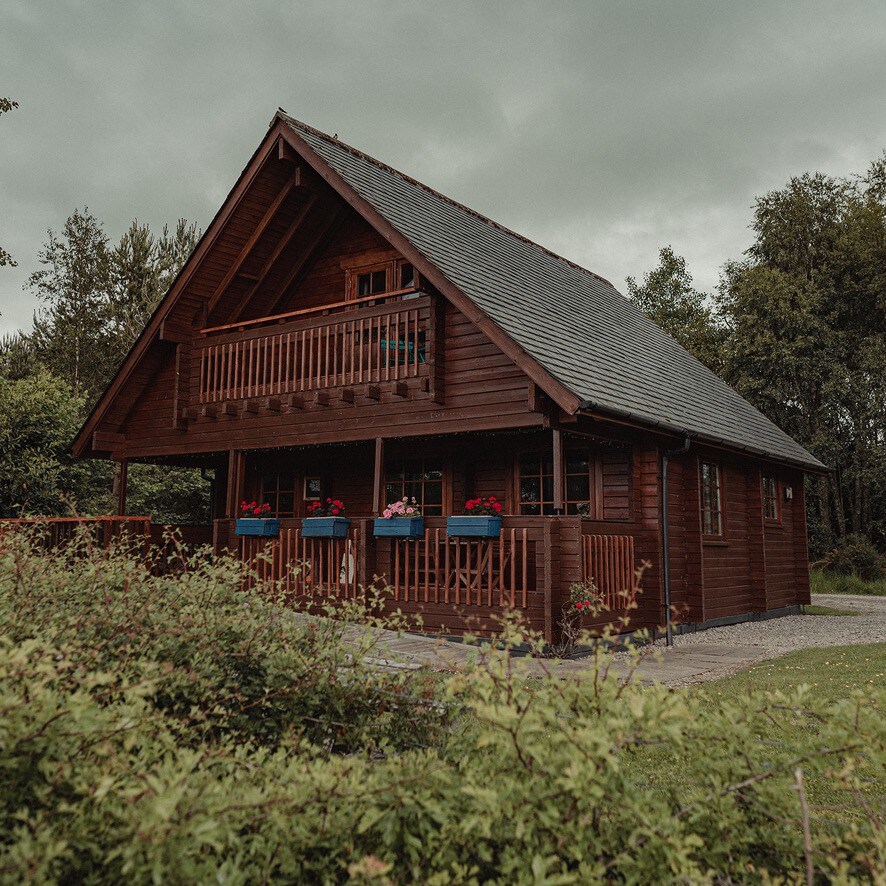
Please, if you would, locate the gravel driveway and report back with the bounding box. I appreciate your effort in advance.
[665,593,886,657]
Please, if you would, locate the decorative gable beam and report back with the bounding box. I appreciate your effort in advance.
[205,172,303,316]
[262,205,348,317]
[226,191,318,324]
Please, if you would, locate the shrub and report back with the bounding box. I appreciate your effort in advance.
[0,532,883,882]
[816,533,885,581]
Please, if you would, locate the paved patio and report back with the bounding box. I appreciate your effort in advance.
[359,593,885,687]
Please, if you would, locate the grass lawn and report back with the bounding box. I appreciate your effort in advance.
[625,644,886,830]
[810,569,886,596]
[698,642,885,701]
[801,603,858,616]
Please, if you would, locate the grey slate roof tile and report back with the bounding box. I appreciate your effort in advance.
[282,114,824,471]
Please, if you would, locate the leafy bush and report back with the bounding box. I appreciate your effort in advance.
[0,533,883,882]
[816,533,886,581]
[810,569,886,597]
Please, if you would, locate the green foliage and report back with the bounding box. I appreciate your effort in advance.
[28,208,114,400]
[817,533,886,581]
[717,165,886,553]
[0,538,883,882]
[810,569,886,597]
[626,246,726,372]
[0,370,111,517]
[125,463,211,524]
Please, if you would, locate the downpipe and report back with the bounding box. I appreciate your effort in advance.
[662,435,691,646]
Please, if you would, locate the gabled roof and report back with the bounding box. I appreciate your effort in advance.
[278,112,824,471]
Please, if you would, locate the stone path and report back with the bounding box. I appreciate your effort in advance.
[362,593,886,687]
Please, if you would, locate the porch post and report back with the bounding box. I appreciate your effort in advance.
[552,428,564,514]
[372,437,385,514]
[114,458,128,516]
[225,450,246,518]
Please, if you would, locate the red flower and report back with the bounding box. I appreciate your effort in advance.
[465,501,475,511]
[253,507,262,515]
[331,507,340,515]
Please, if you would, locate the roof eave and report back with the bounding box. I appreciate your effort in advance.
[576,401,828,474]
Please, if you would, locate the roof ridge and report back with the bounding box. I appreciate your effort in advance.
[275,109,615,290]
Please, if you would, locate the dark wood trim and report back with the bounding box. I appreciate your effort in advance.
[277,122,583,416]
[225,450,246,518]
[552,428,564,513]
[205,173,301,316]
[372,437,385,515]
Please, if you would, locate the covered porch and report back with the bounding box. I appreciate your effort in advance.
[111,427,663,640]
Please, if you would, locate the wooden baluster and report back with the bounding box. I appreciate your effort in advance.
[394,539,400,601]
[521,529,528,608]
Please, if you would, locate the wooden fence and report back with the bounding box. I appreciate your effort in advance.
[239,523,364,598]
[0,516,152,549]
[387,526,531,607]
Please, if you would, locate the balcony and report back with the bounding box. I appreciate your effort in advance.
[195,291,438,407]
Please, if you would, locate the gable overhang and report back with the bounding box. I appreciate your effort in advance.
[72,120,297,458]
[72,115,582,459]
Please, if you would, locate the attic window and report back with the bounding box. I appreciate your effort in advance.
[346,259,421,300]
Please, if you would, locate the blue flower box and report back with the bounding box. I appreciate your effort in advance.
[235,518,280,538]
[301,517,350,539]
[374,516,425,538]
[446,516,503,538]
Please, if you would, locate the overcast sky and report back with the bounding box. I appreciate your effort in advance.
[2,0,885,335]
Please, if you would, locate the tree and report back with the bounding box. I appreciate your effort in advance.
[27,209,113,399]
[0,370,111,517]
[0,98,18,268]
[108,219,199,365]
[718,167,886,553]
[626,246,725,372]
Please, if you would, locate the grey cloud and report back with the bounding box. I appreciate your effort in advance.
[1,0,885,333]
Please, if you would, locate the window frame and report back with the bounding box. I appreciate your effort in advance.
[346,258,422,302]
[762,473,780,523]
[515,446,607,518]
[384,456,448,516]
[700,461,724,540]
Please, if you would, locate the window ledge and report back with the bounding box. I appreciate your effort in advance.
[702,538,729,547]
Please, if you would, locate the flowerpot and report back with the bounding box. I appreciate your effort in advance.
[446,516,503,538]
[235,518,281,538]
[374,516,424,538]
[301,516,351,539]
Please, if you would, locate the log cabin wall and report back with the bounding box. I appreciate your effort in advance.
[667,451,811,627]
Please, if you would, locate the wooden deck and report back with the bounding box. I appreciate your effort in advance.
[223,515,644,639]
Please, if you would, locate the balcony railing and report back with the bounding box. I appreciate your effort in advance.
[196,294,432,404]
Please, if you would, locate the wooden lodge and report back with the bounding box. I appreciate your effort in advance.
[72,111,824,640]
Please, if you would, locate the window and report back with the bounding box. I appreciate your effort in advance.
[385,458,444,515]
[762,474,778,520]
[700,462,723,537]
[346,258,422,300]
[261,471,296,518]
[518,448,600,516]
[519,452,554,515]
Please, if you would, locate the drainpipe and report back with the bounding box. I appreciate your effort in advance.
[662,435,691,647]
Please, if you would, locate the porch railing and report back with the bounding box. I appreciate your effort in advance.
[239,522,364,598]
[387,523,531,608]
[196,296,431,404]
[581,533,636,610]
